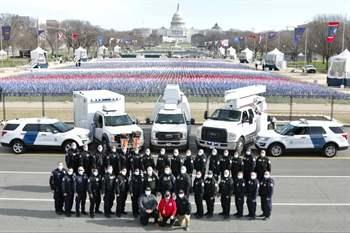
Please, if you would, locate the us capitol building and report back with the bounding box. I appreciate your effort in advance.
[161,3,194,43]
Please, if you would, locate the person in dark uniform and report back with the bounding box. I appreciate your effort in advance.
[175,189,191,231]
[219,169,233,219]
[183,149,194,182]
[110,146,120,177]
[259,171,274,220]
[209,149,220,180]
[102,165,115,218]
[81,144,92,177]
[87,168,102,218]
[246,172,259,220]
[176,166,191,197]
[130,168,144,217]
[231,151,244,180]
[193,170,205,218]
[65,142,79,173]
[74,166,88,217]
[129,148,143,173]
[143,167,158,195]
[204,170,217,218]
[158,166,176,196]
[233,171,246,218]
[115,168,129,217]
[142,148,155,172]
[118,148,129,176]
[62,168,75,217]
[95,145,105,176]
[255,150,271,181]
[219,150,232,179]
[171,149,183,178]
[49,162,66,215]
[243,148,256,182]
[156,148,170,176]
[103,149,113,175]
[194,149,207,176]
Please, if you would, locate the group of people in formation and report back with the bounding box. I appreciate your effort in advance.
[50,142,274,230]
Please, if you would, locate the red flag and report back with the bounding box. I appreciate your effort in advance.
[71,32,79,41]
[326,22,339,43]
[249,34,257,39]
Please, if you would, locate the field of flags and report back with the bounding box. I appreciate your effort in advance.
[0,59,348,99]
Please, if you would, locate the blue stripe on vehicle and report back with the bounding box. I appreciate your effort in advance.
[310,135,326,149]
[23,132,39,145]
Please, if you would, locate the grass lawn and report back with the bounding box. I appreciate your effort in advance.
[287,61,328,73]
[0,58,29,68]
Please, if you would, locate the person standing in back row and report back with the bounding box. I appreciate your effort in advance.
[194,149,207,176]
[204,170,217,218]
[115,168,129,217]
[255,150,271,181]
[75,166,88,217]
[62,168,75,217]
[243,148,256,182]
[142,148,155,171]
[102,166,115,218]
[219,169,233,219]
[171,149,183,178]
[156,148,170,176]
[209,149,220,181]
[246,172,259,220]
[130,168,144,217]
[88,168,102,218]
[193,170,205,219]
[233,171,245,218]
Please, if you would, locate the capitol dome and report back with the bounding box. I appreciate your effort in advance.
[170,4,185,28]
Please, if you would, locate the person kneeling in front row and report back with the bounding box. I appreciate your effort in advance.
[139,187,158,226]
[158,191,177,227]
[175,189,191,231]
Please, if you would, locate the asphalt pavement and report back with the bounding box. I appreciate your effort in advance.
[0,125,349,232]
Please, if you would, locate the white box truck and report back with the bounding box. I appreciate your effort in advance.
[196,85,269,154]
[150,84,194,150]
[73,90,144,149]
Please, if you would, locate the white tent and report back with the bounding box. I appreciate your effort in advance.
[264,48,286,70]
[0,50,7,60]
[218,47,225,56]
[227,46,237,59]
[239,48,254,63]
[74,47,88,61]
[97,45,108,59]
[327,49,350,87]
[114,45,121,53]
[30,47,48,68]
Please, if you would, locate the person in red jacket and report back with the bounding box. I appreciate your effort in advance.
[158,191,177,227]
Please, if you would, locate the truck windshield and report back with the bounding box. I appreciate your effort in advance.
[155,113,185,124]
[53,122,74,133]
[209,109,241,122]
[104,115,133,126]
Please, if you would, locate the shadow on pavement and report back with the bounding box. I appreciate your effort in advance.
[0,208,57,219]
[1,185,50,193]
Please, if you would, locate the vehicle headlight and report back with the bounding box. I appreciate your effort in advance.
[78,135,88,139]
[182,131,187,139]
[111,135,115,142]
[258,137,270,142]
[152,131,158,139]
[196,127,202,138]
[228,132,236,141]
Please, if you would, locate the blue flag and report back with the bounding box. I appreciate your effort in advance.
[97,35,104,46]
[294,27,306,45]
[2,26,11,41]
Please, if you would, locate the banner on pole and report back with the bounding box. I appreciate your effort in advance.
[294,27,306,45]
[2,26,11,41]
[71,32,79,41]
[268,32,277,40]
[326,21,339,43]
[97,35,104,46]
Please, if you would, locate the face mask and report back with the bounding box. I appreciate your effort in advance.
[83,147,88,151]
[78,171,84,175]
[181,169,186,174]
[58,165,63,171]
[208,175,213,178]
[174,152,179,156]
[165,169,170,175]
[121,171,127,176]
[234,154,239,159]
[107,169,113,174]
[160,150,165,155]
[246,151,251,156]
[122,149,127,154]
[224,174,229,178]
[186,152,191,157]
[147,170,153,176]
[112,148,117,153]
[237,175,243,179]
[68,171,73,175]
[93,171,98,176]
[71,144,77,150]
[196,174,201,179]
[261,153,266,158]
[224,151,229,156]
[145,191,151,196]
[264,174,270,179]
[146,150,151,156]
[178,194,184,198]
[251,175,257,180]
[135,150,139,154]
[98,148,103,152]
[134,171,140,176]
[165,195,170,199]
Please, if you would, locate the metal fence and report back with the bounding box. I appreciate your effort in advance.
[0,91,349,124]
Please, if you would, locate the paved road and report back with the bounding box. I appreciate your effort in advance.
[0,126,349,232]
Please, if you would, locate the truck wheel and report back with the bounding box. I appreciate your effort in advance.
[62,140,76,152]
[236,137,245,155]
[323,143,337,158]
[11,140,26,154]
[268,143,284,157]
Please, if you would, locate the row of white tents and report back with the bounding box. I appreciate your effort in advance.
[327,49,350,87]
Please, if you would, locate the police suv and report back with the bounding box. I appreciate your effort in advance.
[0,118,91,154]
[256,119,349,157]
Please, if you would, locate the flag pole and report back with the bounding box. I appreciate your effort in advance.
[304,28,308,65]
[342,15,346,51]
[37,18,39,48]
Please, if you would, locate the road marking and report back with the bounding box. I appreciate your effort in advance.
[273,175,350,178]
[271,157,350,160]
[0,197,349,206]
[0,171,49,174]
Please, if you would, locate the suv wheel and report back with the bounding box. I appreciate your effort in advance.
[12,140,25,154]
[323,143,337,158]
[268,143,284,157]
[62,140,75,152]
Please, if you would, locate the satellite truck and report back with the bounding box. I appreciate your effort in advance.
[196,85,271,154]
[149,84,194,150]
[73,90,144,150]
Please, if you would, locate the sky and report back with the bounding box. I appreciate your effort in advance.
[1,0,348,32]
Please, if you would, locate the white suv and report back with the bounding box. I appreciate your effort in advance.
[0,118,91,154]
[256,119,349,157]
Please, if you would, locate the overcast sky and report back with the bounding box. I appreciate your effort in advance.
[2,0,349,32]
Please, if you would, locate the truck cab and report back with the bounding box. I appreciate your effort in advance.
[196,85,268,154]
[73,90,144,150]
[150,85,193,150]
